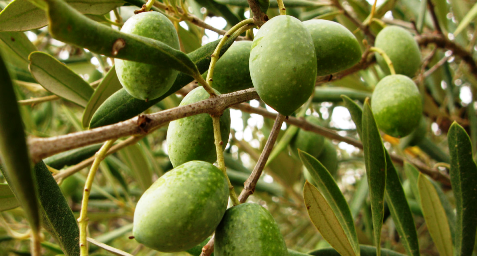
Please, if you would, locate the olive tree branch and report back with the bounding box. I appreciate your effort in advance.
[331,0,375,43]
[238,113,286,202]
[232,103,452,186]
[246,0,267,27]
[416,33,477,80]
[426,0,443,35]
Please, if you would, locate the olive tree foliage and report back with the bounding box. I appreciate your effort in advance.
[0,0,477,255]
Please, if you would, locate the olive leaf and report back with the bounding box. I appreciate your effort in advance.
[0,50,41,236]
[43,143,104,170]
[303,182,357,256]
[418,173,453,256]
[361,101,386,255]
[29,51,94,107]
[0,0,124,31]
[89,37,236,128]
[448,122,477,255]
[0,183,20,212]
[309,245,406,256]
[0,31,37,64]
[313,87,371,103]
[44,0,198,77]
[35,161,80,256]
[214,0,323,7]
[82,66,122,128]
[118,143,153,191]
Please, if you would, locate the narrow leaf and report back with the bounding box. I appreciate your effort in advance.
[453,2,477,36]
[313,87,371,103]
[214,0,324,7]
[384,153,420,256]
[0,50,41,234]
[35,161,80,256]
[0,183,19,212]
[418,173,453,256]
[349,174,368,219]
[29,51,94,107]
[89,37,235,128]
[303,182,357,256]
[43,143,103,170]
[341,95,363,137]
[404,162,421,203]
[448,122,477,255]
[0,0,124,31]
[361,101,386,255]
[0,31,37,64]
[118,143,152,191]
[299,150,359,256]
[44,0,198,76]
[82,66,122,127]
[309,245,406,256]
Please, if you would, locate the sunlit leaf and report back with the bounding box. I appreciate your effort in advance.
[453,2,477,36]
[0,183,19,212]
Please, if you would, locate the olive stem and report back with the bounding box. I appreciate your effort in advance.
[211,116,241,206]
[277,0,286,15]
[238,113,286,203]
[144,0,155,11]
[370,47,396,75]
[77,139,117,256]
[205,19,255,91]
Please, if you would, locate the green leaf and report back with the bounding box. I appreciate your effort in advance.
[29,51,94,107]
[178,26,201,53]
[418,173,453,256]
[0,50,41,234]
[448,122,477,255]
[349,174,368,219]
[313,87,371,103]
[82,66,122,128]
[0,0,124,31]
[118,143,152,191]
[300,151,359,256]
[0,31,37,64]
[43,143,103,170]
[44,0,198,77]
[0,183,19,212]
[361,101,386,256]
[384,153,420,256]
[341,95,363,137]
[454,3,477,36]
[89,37,236,128]
[309,245,406,256]
[35,161,80,256]
[195,0,240,25]
[404,162,421,203]
[303,182,358,256]
[432,0,449,32]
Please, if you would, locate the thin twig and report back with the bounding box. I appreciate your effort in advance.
[200,235,215,256]
[332,0,375,43]
[246,0,267,27]
[427,0,443,34]
[18,95,59,105]
[87,237,133,256]
[238,114,286,202]
[423,55,451,78]
[232,103,451,186]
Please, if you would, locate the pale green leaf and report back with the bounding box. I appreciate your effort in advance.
[82,66,122,128]
[0,0,124,31]
[303,182,357,256]
[418,173,453,256]
[0,183,19,212]
[29,51,94,107]
[118,143,152,191]
[0,31,37,64]
[453,2,477,36]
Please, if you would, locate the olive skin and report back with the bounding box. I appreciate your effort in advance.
[250,15,317,116]
[215,203,288,256]
[374,26,421,78]
[212,41,253,94]
[116,12,180,101]
[303,19,362,76]
[371,75,422,138]
[167,87,231,167]
[133,161,229,252]
[290,116,325,159]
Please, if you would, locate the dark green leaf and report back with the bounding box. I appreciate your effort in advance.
[44,0,198,76]
[300,151,359,256]
[35,160,80,256]
[0,0,124,31]
[0,50,41,235]
[361,101,386,255]
[384,153,420,256]
[418,173,453,256]
[29,51,94,107]
[82,66,122,127]
[448,122,477,255]
[0,183,19,212]
[341,95,363,137]
[195,0,240,25]
[313,87,371,103]
[89,37,236,128]
[43,143,103,170]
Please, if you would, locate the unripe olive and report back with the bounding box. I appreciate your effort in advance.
[250,15,317,116]
[303,19,362,76]
[290,116,325,158]
[167,87,231,167]
[215,203,288,255]
[116,12,180,101]
[371,74,422,138]
[375,26,421,78]
[133,161,229,252]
